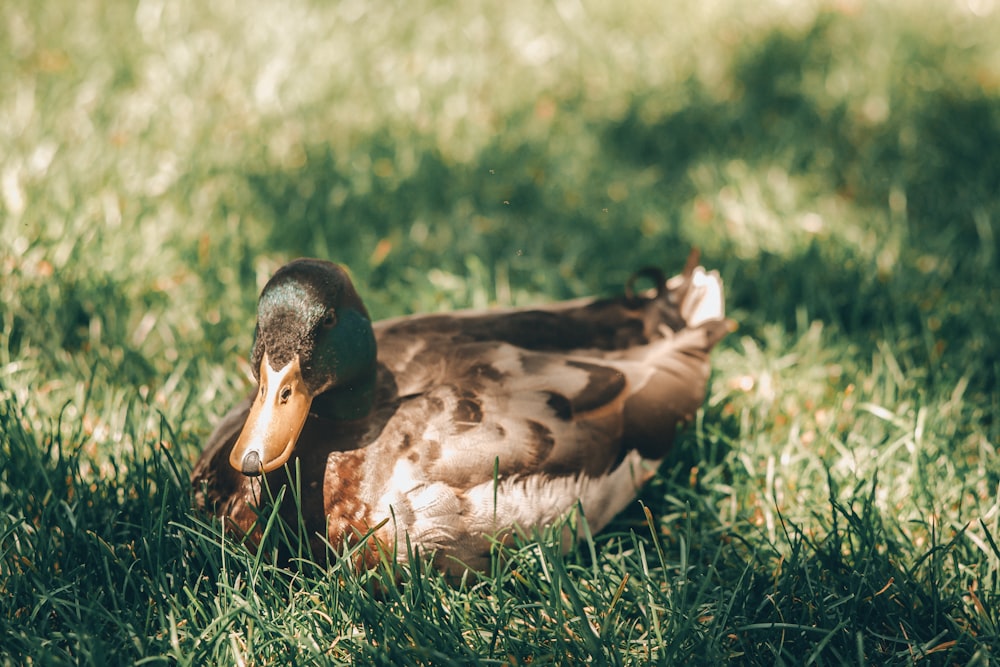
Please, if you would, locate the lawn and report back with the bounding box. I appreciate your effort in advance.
[2,0,1000,663]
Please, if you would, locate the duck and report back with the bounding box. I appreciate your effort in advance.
[191,250,731,574]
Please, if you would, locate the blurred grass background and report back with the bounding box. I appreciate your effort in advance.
[2,0,1000,663]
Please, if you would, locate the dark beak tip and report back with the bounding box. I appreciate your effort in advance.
[241,450,263,477]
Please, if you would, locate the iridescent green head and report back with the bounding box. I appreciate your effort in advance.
[230,259,377,476]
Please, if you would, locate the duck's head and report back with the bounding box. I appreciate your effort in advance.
[229,259,377,477]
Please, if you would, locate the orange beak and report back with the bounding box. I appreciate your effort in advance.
[229,353,313,476]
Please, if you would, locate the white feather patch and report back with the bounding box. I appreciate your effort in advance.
[680,268,725,327]
[376,450,661,557]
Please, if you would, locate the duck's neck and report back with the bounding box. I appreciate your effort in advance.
[309,306,378,422]
[311,366,377,422]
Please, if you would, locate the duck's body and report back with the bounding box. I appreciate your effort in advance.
[192,252,729,573]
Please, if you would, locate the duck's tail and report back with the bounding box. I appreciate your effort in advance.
[618,249,733,459]
[624,248,732,346]
[672,250,725,326]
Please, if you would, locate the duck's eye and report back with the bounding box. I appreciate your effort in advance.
[321,311,337,329]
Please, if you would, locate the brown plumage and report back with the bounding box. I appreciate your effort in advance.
[191,250,731,573]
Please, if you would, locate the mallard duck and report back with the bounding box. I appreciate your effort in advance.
[192,250,730,573]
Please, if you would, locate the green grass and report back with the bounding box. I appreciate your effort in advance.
[2,0,1000,663]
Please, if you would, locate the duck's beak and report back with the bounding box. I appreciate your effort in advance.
[230,353,312,476]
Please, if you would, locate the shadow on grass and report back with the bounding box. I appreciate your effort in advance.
[608,16,1000,242]
[724,475,993,664]
[0,392,195,664]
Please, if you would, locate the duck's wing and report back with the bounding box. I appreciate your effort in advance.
[371,253,730,486]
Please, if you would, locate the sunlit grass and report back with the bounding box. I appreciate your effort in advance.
[2,0,1000,663]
